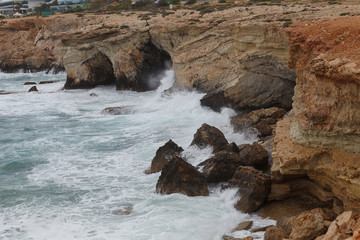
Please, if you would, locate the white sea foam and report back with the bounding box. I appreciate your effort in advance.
[0,70,273,240]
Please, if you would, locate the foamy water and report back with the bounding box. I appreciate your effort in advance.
[0,70,274,240]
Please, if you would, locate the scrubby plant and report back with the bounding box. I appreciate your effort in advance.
[157,0,169,7]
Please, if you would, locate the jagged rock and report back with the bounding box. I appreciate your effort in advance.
[146,140,184,174]
[190,123,228,153]
[231,107,286,138]
[231,221,253,232]
[231,166,271,213]
[24,81,36,85]
[39,80,56,84]
[198,150,241,183]
[319,211,360,240]
[238,142,269,170]
[101,106,135,115]
[156,156,209,197]
[264,226,288,240]
[223,142,240,154]
[89,93,98,97]
[28,86,38,92]
[289,208,333,240]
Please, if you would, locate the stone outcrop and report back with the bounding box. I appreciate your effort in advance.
[198,150,241,182]
[156,156,209,196]
[190,123,229,153]
[272,17,360,212]
[146,139,184,174]
[238,142,269,170]
[230,166,271,213]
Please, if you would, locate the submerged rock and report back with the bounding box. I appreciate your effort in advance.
[190,123,228,153]
[198,150,241,183]
[28,86,38,92]
[89,93,98,97]
[24,81,36,85]
[146,139,184,174]
[156,156,209,197]
[101,106,134,115]
[112,206,132,215]
[231,166,271,213]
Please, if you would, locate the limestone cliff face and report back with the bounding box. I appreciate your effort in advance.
[272,17,360,212]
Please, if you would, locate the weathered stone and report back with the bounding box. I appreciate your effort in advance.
[251,225,273,233]
[230,166,271,213]
[231,221,253,232]
[190,123,228,153]
[277,216,297,234]
[146,140,184,174]
[223,142,240,154]
[289,208,330,240]
[198,150,241,183]
[64,52,115,89]
[238,142,269,170]
[156,156,209,197]
[28,86,38,92]
[264,226,288,240]
[222,236,253,240]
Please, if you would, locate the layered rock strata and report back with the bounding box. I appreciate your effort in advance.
[272,17,360,212]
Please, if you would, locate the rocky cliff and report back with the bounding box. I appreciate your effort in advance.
[272,17,360,212]
[3,4,357,111]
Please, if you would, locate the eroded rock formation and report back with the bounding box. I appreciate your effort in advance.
[272,17,360,212]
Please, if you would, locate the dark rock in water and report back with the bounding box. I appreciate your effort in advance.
[39,80,55,84]
[231,107,287,138]
[264,226,289,240]
[198,150,241,183]
[230,166,271,213]
[190,123,228,153]
[200,91,229,112]
[146,139,184,174]
[223,142,240,154]
[24,81,36,85]
[28,86,38,92]
[112,206,132,215]
[156,156,209,197]
[101,106,134,115]
[231,221,253,232]
[90,93,98,97]
[238,142,269,170]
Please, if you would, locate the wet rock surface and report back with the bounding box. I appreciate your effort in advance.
[156,156,209,197]
[238,142,269,170]
[190,123,228,153]
[230,166,271,213]
[198,150,242,183]
[146,140,184,174]
[101,106,135,115]
[28,86,38,92]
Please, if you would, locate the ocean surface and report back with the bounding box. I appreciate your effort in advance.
[0,70,275,240]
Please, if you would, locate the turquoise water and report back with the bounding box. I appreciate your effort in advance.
[0,70,274,240]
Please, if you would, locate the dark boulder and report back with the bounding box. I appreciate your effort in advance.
[190,123,228,153]
[24,81,36,85]
[238,142,269,170]
[230,166,271,213]
[198,150,241,183]
[231,107,287,138]
[28,86,38,92]
[200,91,230,112]
[224,142,240,154]
[156,156,209,197]
[146,139,184,174]
[90,93,98,97]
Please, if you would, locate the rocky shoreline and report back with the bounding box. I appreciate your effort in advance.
[1,1,360,239]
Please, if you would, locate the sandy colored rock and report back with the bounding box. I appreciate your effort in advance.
[231,221,253,232]
[264,226,288,240]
